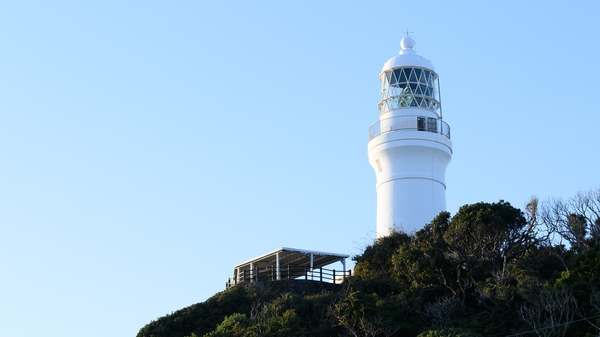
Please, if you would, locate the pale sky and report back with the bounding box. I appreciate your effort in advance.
[1,1,599,336]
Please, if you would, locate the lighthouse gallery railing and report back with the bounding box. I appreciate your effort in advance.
[369,115,451,140]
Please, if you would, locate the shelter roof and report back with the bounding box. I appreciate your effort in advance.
[233,247,349,272]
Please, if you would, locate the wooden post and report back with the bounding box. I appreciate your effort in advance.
[319,267,322,282]
[305,266,308,280]
[333,270,336,284]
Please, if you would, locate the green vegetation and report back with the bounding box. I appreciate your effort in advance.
[138,186,600,337]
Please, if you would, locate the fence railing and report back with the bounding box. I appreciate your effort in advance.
[226,265,352,288]
[369,115,451,140]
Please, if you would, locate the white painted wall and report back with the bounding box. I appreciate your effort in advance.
[368,128,452,236]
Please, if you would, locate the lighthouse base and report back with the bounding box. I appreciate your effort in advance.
[376,178,446,237]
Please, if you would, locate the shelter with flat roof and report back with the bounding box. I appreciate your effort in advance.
[227,247,350,287]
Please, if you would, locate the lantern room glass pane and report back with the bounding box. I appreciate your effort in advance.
[392,69,398,82]
[414,85,423,95]
[388,71,396,86]
[409,69,418,82]
[398,69,407,83]
[414,68,422,79]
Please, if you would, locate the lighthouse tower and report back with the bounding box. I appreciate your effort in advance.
[368,36,452,237]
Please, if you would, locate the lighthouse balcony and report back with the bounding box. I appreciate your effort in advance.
[369,115,450,140]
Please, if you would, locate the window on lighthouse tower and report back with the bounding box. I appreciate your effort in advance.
[427,117,437,133]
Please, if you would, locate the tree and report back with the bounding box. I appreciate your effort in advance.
[541,186,600,252]
[353,230,412,295]
[205,314,251,337]
[416,328,482,337]
[421,296,464,328]
[442,201,537,304]
[394,202,537,306]
[353,230,412,278]
[331,291,410,337]
[391,202,543,336]
[248,293,307,337]
[393,212,455,292]
[518,286,577,337]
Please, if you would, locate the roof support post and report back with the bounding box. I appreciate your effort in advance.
[276,252,280,280]
[250,262,254,283]
[310,253,314,280]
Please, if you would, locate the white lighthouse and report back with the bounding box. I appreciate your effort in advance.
[368,36,452,237]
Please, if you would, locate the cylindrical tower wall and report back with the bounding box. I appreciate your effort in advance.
[375,178,447,236]
[368,130,452,236]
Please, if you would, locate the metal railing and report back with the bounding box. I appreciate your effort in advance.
[369,115,451,140]
[226,265,352,288]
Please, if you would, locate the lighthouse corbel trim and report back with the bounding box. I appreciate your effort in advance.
[368,36,453,238]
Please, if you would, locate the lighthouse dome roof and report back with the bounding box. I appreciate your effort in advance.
[381,36,435,74]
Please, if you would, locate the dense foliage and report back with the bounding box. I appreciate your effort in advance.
[138,187,600,337]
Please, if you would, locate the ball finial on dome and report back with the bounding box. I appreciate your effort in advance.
[400,36,415,50]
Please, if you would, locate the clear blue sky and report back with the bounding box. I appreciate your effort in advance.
[1,1,599,336]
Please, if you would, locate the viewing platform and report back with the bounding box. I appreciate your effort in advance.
[226,247,350,288]
[369,115,451,140]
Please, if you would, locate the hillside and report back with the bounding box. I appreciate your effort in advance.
[138,189,600,337]
[137,280,346,337]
